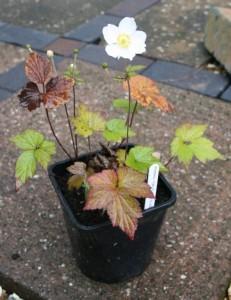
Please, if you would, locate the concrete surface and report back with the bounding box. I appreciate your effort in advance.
[0,55,230,299]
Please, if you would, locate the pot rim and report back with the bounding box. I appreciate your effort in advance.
[48,153,177,231]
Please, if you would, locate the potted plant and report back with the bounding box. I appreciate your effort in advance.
[11,17,224,283]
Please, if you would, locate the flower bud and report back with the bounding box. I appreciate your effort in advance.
[47,50,54,58]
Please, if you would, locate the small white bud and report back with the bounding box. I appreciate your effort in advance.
[69,63,74,69]
[46,50,54,58]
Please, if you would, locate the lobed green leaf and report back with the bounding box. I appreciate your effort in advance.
[171,124,224,167]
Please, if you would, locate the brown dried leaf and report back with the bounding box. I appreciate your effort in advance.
[25,52,52,85]
[84,167,153,239]
[67,161,86,175]
[67,162,86,190]
[42,76,74,109]
[18,82,41,111]
[123,75,174,112]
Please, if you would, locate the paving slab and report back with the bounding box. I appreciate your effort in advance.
[137,0,231,66]
[0,0,121,35]
[221,86,231,102]
[0,63,26,92]
[78,44,153,71]
[0,24,57,51]
[143,60,229,97]
[0,59,230,300]
[45,38,85,57]
[0,89,13,102]
[64,15,121,43]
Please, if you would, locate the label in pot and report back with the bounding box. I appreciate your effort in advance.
[144,164,159,210]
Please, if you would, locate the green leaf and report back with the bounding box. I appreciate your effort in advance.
[103,119,135,142]
[11,129,44,150]
[171,124,224,167]
[125,65,146,77]
[34,140,56,169]
[125,146,167,174]
[171,137,193,166]
[16,150,36,184]
[64,64,83,84]
[12,129,56,188]
[113,98,138,113]
[188,137,223,163]
[72,104,105,138]
[176,124,207,141]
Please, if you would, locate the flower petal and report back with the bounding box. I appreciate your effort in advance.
[118,17,137,34]
[130,31,147,54]
[117,48,136,61]
[132,30,147,43]
[105,44,120,58]
[102,24,119,44]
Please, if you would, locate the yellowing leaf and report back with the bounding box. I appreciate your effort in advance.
[84,167,153,239]
[72,104,105,138]
[171,124,224,167]
[188,137,223,163]
[67,162,87,190]
[116,149,126,166]
[176,124,207,141]
[16,150,36,184]
[11,129,44,150]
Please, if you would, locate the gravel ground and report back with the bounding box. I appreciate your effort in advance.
[0,57,230,299]
[137,0,231,66]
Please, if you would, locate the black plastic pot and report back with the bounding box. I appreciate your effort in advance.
[48,151,176,283]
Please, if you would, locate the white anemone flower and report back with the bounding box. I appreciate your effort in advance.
[102,17,147,61]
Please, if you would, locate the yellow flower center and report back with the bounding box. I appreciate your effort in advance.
[117,33,131,48]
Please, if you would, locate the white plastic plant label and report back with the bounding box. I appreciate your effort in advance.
[144,164,160,210]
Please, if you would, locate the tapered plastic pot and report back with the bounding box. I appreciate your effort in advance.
[48,151,177,283]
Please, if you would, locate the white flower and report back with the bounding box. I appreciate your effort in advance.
[102,17,147,61]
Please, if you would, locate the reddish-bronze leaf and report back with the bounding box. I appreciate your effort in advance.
[18,82,41,111]
[42,76,74,109]
[118,167,154,198]
[25,52,52,85]
[84,167,153,239]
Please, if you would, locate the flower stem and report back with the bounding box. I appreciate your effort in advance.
[87,136,91,152]
[45,108,73,160]
[125,78,131,158]
[129,101,138,127]
[64,103,77,158]
[164,156,175,167]
[73,86,78,158]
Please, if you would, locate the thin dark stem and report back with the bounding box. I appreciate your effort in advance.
[45,109,72,160]
[125,78,131,158]
[129,101,138,127]
[87,136,91,152]
[164,156,175,167]
[73,86,78,157]
[64,104,77,158]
